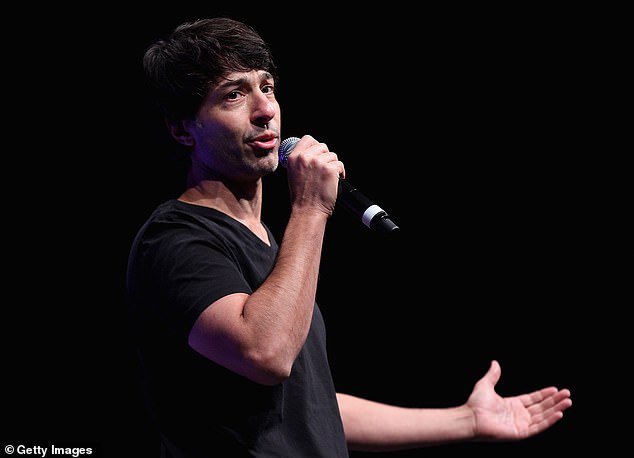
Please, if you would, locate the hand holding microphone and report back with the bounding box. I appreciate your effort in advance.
[279,136,399,236]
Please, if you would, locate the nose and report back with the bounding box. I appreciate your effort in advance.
[252,90,276,127]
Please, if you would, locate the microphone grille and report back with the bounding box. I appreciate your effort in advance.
[279,136,301,168]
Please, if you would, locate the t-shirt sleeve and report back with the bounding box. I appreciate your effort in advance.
[133,219,252,342]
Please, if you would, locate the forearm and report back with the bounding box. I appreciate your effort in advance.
[337,393,475,452]
[243,208,328,367]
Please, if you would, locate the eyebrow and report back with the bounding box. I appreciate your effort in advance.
[216,71,274,90]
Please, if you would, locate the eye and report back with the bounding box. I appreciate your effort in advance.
[262,84,275,95]
[225,91,241,100]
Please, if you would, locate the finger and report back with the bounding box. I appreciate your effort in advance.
[279,135,320,167]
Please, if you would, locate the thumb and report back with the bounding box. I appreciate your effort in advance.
[483,359,502,387]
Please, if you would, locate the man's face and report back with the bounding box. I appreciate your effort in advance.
[184,69,281,182]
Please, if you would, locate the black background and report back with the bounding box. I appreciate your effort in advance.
[4,4,603,457]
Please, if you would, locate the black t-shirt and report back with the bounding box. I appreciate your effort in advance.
[126,199,348,457]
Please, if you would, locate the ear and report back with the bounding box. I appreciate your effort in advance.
[166,118,195,147]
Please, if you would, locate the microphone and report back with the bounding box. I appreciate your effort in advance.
[279,137,399,235]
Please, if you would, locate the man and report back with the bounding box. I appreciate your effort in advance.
[126,17,572,457]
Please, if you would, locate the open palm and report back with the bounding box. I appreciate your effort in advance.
[467,360,572,441]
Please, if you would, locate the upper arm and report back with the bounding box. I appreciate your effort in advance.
[188,292,288,385]
[188,292,249,369]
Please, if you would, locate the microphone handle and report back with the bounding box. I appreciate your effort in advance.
[337,179,399,235]
[279,136,399,235]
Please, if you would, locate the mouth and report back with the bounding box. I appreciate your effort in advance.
[248,134,278,151]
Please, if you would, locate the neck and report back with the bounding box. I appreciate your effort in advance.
[178,178,269,244]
